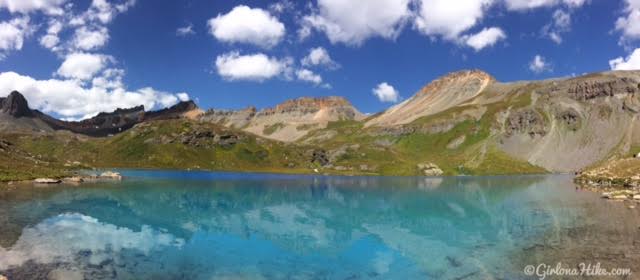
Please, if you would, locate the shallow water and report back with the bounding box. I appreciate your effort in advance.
[0,171,638,279]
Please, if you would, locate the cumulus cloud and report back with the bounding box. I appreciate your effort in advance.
[301,47,339,69]
[296,69,323,85]
[463,27,506,51]
[71,26,109,51]
[0,0,66,15]
[609,48,640,70]
[541,9,572,44]
[56,52,111,81]
[0,71,187,119]
[615,0,640,42]
[176,23,195,36]
[372,82,399,103]
[414,0,492,40]
[39,19,63,50]
[215,52,291,82]
[301,0,411,46]
[0,16,32,59]
[0,0,184,120]
[529,54,551,73]
[503,0,586,11]
[69,0,136,26]
[208,5,285,48]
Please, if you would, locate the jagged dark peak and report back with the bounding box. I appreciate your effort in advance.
[1,91,33,118]
[144,100,200,121]
[93,105,145,118]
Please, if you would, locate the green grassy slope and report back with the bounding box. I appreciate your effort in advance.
[298,90,544,176]
[0,90,547,181]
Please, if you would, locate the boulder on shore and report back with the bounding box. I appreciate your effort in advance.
[100,171,122,180]
[417,163,444,176]
[34,178,61,184]
[64,176,84,183]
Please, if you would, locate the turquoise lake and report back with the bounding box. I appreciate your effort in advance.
[0,171,639,279]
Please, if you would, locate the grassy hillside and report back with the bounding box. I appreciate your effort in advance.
[0,137,70,181]
[0,106,545,182]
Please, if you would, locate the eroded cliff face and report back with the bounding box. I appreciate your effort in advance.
[365,70,495,127]
[201,107,257,129]
[496,71,640,172]
[201,96,365,142]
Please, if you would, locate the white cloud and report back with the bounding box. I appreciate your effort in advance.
[503,0,586,11]
[0,16,32,58]
[542,9,571,44]
[373,82,399,103]
[296,69,323,85]
[177,92,190,101]
[609,48,640,70]
[0,0,66,15]
[529,54,551,73]
[0,71,187,119]
[73,0,136,25]
[301,0,411,46]
[39,19,62,50]
[414,0,492,40]
[207,5,285,48]
[301,47,338,69]
[269,0,294,14]
[615,0,640,42]
[39,34,59,49]
[71,26,109,51]
[215,52,291,82]
[176,23,195,36]
[463,27,506,51]
[56,53,110,80]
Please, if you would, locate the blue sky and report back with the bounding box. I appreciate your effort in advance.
[0,0,639,119]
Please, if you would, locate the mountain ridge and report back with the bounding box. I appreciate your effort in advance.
[3,69,640,180]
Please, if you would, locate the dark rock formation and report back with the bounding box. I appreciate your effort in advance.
[505,109,547,138]
[0,91,33,118]
[310,149,330,166]
[37,106,145,137]
[145,101,198,121]
[568,78,637,101]
[557,109,581,131]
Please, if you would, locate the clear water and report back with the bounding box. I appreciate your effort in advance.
[0,171,636,279]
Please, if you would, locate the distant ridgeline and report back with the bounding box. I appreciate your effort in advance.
[0,90,201,137]
[3,69,640,175]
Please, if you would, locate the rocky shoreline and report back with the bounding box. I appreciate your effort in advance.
[574,156,640,204]
[5,171,123,187]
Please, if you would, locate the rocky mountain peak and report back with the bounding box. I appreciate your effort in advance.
[1,91,33,118]
[365,70,495,127]
[416,69,495,97]
[268,96,354,114]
